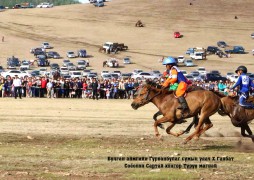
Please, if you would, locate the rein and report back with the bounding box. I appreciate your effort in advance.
[145,86,161,102]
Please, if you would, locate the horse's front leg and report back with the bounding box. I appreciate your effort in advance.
[154,116,169,139]
[166,122,186,137]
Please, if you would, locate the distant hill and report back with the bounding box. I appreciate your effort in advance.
[0,0,80,8]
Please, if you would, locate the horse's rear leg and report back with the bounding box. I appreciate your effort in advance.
[195,118,213,138]
[184,115,207,144]
[241,123,254,142]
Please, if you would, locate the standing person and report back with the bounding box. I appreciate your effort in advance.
[161,56,189,115]
[2,36,4,42]
[91,78,99,100]
[13,75,22,99]
[230,66,254,108]
[41,76,47,97]
[46,79,53,98]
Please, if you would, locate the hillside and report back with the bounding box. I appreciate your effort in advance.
[0,0,254,74]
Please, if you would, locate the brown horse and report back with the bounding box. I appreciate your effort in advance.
[216,93,254,142]
[131,82,221,143]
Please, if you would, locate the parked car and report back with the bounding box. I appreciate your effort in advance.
[217,41,228,48]
[66,62,76,71]
[197,67,206,75]
[13,4,22,9]
[203,73,227,82]
[31,70,40,77]
[190,71,200,76]
[123,57,131,64]
[249,74,254,81]
[1,70,30,78]
[47,51,60,59]
[62,59,70,67]
[112,70,122,77]
[186,48,195,55]
[131,72,159,81]
[106,59,119,68]
[37,58,49,67]
[192,73,202,81]
[177,55,185,63]
[60,67,69,75]
[66,51,77,58]
[101,70,110,77]
[61,74,71,79]
[87,73,98,79]
[50,63,60,70]
[69,71,83,79]
[83,69,91,77]
[228,75,239,82]
[133,69,143,75]
[39,67,48,76]
[111,73,119,80]
[207,46,220,54]
[185,75,194,81]
[77,49,87,57]
[37,2,53,8]
[150,70,162,77]
[121,73,133,80]
[210,70,221,75]
[226,72,234,79]
[42,42,52,49]
[184,59,194,67]
[225,46,245,54]
[20,61,30,70]
[251,33,254,39]
[174,32,181,38]
[93,0,104,7]
[7,56,20,67]
[101,73,113,80]
[76,60,87,70]
[180,70,187,76]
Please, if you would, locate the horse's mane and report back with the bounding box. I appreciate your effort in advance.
[146,80,174,95]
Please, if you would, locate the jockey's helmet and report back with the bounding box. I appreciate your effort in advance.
[235,66,247,73]
[162,56,176,65]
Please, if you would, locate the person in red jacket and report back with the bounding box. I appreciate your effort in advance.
[41,76,47,97]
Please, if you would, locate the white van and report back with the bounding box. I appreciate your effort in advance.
[190,52,205,60]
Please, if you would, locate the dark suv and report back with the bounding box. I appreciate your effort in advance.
[207,46,220,54]
[204,73,227,82]
[77,49,87,57]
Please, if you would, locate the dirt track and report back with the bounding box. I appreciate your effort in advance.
[0,98,253,179]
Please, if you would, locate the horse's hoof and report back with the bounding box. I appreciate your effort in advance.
[193,136,199,141]
[155,133,160,137]
[182,141,188,144]
[178,130,184,136]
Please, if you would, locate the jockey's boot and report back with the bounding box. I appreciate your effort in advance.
[177,96,190,117]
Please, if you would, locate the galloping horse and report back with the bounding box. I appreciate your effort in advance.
[131,81,221,143]
[215,92,254,142]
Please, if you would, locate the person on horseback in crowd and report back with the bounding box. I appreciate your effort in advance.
[161,56,190,115]
[231,65,254,108]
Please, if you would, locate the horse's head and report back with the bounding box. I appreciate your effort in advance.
[131,80,160,110]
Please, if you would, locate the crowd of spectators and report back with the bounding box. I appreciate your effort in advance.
[0,75,248,99]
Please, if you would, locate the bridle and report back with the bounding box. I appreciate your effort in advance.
[143,85,162,103]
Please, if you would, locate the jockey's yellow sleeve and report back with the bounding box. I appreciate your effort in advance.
[162,69,178,87]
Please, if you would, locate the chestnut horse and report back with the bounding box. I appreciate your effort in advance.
[215,92,254,142]
[131,82,221,144]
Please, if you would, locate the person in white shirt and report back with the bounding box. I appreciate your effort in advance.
[13,75,22,99]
